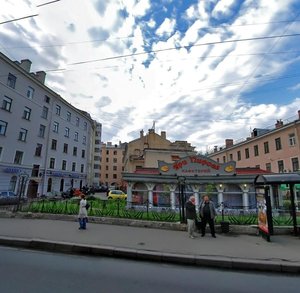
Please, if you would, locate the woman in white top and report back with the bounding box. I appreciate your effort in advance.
[78,194,88,229]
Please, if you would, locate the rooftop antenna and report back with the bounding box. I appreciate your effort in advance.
[152,120,156,131]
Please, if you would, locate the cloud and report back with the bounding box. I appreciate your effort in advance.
[94,0,108,16]
[95,96,112,108]
[289,83,300,91]
[87,27,110,44]
[67,23,76,32]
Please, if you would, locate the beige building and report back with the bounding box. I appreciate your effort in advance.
[208,110,300,173]
[100,141,126,188]
[124,129,196,173]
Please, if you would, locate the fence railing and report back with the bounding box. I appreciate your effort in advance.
[1,198,299,226]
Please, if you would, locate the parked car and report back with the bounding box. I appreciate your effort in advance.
[61,188,83,199]
[0,191,19,205]
[107,190,127,200]
[94,185,109,192]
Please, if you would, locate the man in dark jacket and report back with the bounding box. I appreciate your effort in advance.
[199,195,217,238]
[185,196,196,239]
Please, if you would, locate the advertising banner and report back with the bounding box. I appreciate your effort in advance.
[256,187,269,234]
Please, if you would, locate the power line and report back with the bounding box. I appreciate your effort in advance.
[67,33,300,66]
[0,14,39,25]
[37,0,61,7]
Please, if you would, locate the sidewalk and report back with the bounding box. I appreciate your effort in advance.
[0,217,299,273]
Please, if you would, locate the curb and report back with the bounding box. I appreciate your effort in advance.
[0,236,299,274]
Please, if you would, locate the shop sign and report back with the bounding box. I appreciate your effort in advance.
[158,155,236,176]
[3,167,22,174]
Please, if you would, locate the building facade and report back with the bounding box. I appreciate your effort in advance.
[0,52,96,197]
[91,122,102,187]
[208,111,300,174]
[100,141,126,188]
[124,129,196,173]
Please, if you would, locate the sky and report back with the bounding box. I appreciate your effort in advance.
[1,0,300,153]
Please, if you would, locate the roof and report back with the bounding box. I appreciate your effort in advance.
[254,173,300,185]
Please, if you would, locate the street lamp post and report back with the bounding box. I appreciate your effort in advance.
[177,176,186,223]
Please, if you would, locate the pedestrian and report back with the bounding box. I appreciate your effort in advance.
[185,196,197,239]
[199,195,217,238]
[78,194,88,230]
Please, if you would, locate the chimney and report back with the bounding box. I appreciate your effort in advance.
[275,119,283,129]
[140,130,144,138]
[214,146,218,153]
[35,71,46,84]
[19,59,32,72]
[148,129,154,134]
[161,131,166,139]
[225,139,233,148]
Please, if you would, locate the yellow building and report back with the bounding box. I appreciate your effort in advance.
[124,129,196,173]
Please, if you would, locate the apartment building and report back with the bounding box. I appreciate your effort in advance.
[100,141,126,188]
[0,52,96,197]
[123,128,196,173]
[208,110,300,173]
[91,122,102,186]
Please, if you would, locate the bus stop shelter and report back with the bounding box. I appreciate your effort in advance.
[254,173,300,237]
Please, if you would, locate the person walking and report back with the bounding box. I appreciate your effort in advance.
[199,195,217,238]
[78,194,88,230]
[185,196,197,239]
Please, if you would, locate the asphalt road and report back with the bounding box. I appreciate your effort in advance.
[0,246,299,293]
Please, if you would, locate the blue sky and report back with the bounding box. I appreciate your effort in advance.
[1,0,300,153]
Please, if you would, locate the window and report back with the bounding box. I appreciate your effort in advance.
[237,151,241,161]
[2,96,12,111]
[62,160,67,170]
[56,104,61,115]
[49,158,55,169]
[105,174,108,179]
[74,132,79,141]
[289,133,296,146]
[84,122,87,130]
[7,73,16,89]
[39,125,46,138]
[278,160,284,173]
[266,163,271,172]
[0,146,3,159]
[23,107,31,120]
[83,136,86,144]
[42,106,48,119]
[0,120,8,135]
[264,142,269,154]
[51,139,57,150]
[275,137,282,150]
[113,158,117,163]
[44,95,50,103]
[254,145,259,156]
[32,165,40,177]
[63,143,68,153]
[35,144,42,156]
[229,154,233,160]
[113,150,117,155]
[76,117,80,126]
[67,111,71,122]
[113,166,117,171]
[73,146,77,156]
[14,151,23,164]
[105,166,109,171]
[53,121,59,133]
[82,150,85,158]
[72,162,76,171]
[18,128,27,141]
[113,174,117,179]
[106,150,109,155]
[65,127,70,138]
[291,157,299,172]
[27,86,34,99]
[245,148,249,159]
[81,164,84,173]
[106,158,109,163]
